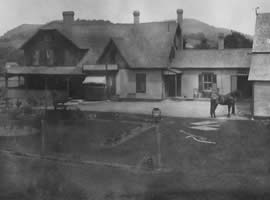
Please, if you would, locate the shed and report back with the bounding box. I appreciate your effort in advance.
[82,76,106,101]
[248,13,270,118]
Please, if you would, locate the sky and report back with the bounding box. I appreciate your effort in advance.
[1,0,270,36]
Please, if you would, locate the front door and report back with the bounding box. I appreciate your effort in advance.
[107,74,116,98]
[164,74,181,97]
[237,75,252,98]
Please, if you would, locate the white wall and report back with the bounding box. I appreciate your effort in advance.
[180,69,244,98]
[253,81,270,117]
[116,69,163,99]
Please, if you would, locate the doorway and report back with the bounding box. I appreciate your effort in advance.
[164,74,181,97]
[231,75,252,99]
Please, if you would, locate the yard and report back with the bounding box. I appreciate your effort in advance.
[0,111,269,200]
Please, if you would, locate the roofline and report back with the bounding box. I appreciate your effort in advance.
[179,48,252,52]
[251,51,270,54]
[96,38,131,68]
[171,67,250,69]
[129,67,168,70]
[19,28,82,50]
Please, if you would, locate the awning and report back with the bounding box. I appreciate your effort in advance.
[5,66,83,75]
[82,76,106,84]
[83,64,118,72]
[163,68,182,75]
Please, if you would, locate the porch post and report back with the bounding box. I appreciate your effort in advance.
[4,74,8,89]
[174,75,177,97]
[44,77,48,109]
[66,78,70,97]
[25,75,29,91]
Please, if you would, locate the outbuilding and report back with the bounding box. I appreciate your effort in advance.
[249,12,270,118]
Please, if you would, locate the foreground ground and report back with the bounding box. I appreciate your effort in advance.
[71,99,251,119]
[0,111,269,200]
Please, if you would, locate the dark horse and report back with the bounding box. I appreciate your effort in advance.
[210,90,241,118]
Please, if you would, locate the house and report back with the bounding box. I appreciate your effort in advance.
[4,10,183,102]
[170,33,252,99]
[248,12,270,118]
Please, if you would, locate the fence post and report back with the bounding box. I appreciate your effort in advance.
[41,120,46,156]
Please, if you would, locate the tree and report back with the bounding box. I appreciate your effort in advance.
[195,38,211,49]
[224,31,253,49]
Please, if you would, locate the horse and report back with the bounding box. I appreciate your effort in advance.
[210,90,241,118]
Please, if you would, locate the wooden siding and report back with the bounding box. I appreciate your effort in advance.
[23,30,87,66]
[253,81,270,117]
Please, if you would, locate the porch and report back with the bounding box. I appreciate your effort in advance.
[4,66,84,105]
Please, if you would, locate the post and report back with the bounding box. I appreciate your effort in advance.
[156,123,161,169]
[41,120,46,155]
[105,64,109,99]
[5,74,8,89]
[44,78,48,111]
[66,78,70,97]
[175,75,177,97]
[4,74,8,110]
[251,83,254,120]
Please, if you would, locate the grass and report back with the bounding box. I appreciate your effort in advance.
[0,114,270,199]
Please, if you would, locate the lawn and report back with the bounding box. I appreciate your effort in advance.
[0,112,270,200]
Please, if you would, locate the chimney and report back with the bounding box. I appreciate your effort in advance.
[62,11,74,34]
[133,10,140,24]
[177,9,183,26]
[218,33,225,50]
[177,9,184,50]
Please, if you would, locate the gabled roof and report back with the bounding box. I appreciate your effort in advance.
[252,13,270,53]
[170,49,251,69]
[21,20,178,67]
[249,54,270,81]
[96,22,177,69]
[249,12,270,81]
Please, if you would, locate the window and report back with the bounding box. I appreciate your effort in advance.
[33,50,40,65]
[46,49,54,65]
[199,73,217,91]
[136,73,146,93]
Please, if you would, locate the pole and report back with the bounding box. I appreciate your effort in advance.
[66,78,70,98]
[105,64,108,100]
[156,123,161,169]
[41,120,46,156]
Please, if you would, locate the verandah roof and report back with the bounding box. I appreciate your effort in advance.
[5,66,83,76]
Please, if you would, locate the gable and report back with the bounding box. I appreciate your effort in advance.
[253,13,270,52]
[97,39,130,69]
[20,29,79,50]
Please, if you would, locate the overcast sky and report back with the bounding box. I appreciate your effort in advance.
[1,0,270,36]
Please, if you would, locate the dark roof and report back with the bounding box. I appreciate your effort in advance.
[96,22,176,69]
[22,20,177,67]
[252,13,270,52]
[6,66,82,75]
[249,54,270,81]
[170,49,251,69]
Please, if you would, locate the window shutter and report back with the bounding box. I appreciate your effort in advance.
[198,74,203,92]
[213,74,217,83]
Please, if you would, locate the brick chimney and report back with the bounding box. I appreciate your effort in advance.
[133,10,140,24]
[177,9,184,50]
[63,11,74,34]
[218,33,225,50]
